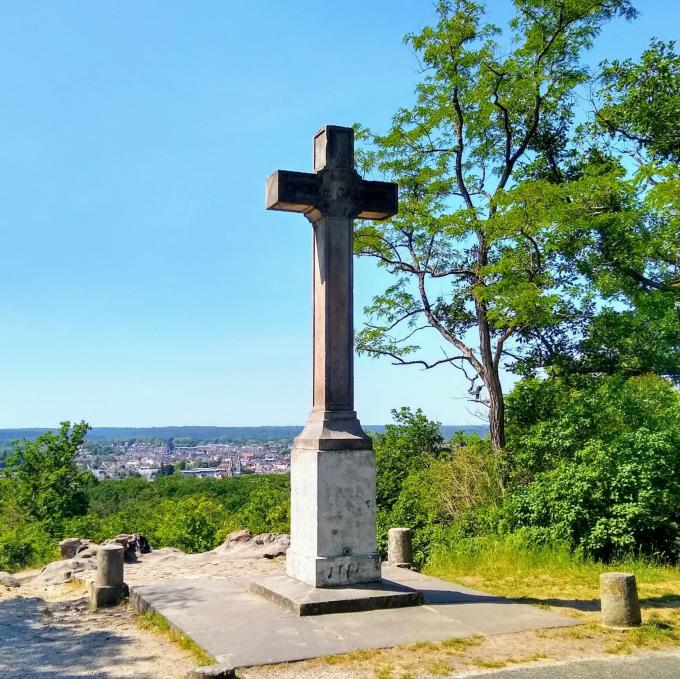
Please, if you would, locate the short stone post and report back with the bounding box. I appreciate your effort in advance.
[600,572,642,628]
[90,544,127,611]
[387,528,414,569]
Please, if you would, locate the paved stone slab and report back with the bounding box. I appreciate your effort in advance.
[130,565,578,669]
[250,573,422,615]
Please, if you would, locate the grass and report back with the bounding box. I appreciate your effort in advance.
[606,617,679,654]
[137,610,214,666]
[440,635,483,652]
[426,534,680,604]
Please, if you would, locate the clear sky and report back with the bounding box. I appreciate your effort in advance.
[0,1,677,428]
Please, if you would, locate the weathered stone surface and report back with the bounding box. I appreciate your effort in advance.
[286,447,380,586]
[89,544,126,611]
[0,571,21,588]
[251,573,422,615]
[223,529,252,545]
[387,527,414,568]
[212,531,289,560]
[103,533,151,562]
[58,537,99,560]
[600,572,642,628]
[59,538,82,559]
[89,582,129,610]
[131,565,578,668]
[97,544,124,587]
[34,554,99,587]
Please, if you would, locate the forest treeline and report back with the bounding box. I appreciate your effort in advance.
[1,372,679,573]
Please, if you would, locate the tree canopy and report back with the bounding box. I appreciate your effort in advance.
[353,0,680,454]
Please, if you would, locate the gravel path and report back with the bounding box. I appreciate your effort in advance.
[0,546,282,679]
[0,586,196,678]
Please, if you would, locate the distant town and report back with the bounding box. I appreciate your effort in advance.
[77,437,291,480]
[0,424,489,478]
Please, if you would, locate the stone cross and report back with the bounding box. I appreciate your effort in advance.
[266,125,398,587]
[266,125,398,450]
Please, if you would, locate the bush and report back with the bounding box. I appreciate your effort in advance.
[373,409,503,565]
[504,374,680,560]
[0,524,58,572]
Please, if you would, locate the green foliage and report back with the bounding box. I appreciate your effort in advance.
[0,524,59,572]
[2,421,92,535]
[75,473,291,553]
[152,497,232,553]
[373,407,502,564]
[354,0,637,451]
[504,374,680,559]
[374,407,444,510]
[597,39,680,163]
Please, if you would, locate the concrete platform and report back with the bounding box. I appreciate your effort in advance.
[250,573,423,615]
[129,565,578,669]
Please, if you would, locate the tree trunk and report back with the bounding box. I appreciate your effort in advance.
[486,372,505,454]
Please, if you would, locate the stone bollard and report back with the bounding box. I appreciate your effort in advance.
[90,544,128,611]
[387,527,414,569]
[600,572,642,628]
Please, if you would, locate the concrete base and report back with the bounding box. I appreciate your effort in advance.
[287,446,380,587]
[89,582,128,610]
[286,551,381,588]
[129,564,579,669]
[250,573,423,615]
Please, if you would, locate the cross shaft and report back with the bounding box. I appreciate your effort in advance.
[266,126,398,449]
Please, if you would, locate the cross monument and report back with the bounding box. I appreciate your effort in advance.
[266,125,398,587]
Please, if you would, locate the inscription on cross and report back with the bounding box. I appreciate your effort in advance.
[266,126,398,450]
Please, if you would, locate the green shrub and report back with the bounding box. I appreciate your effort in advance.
[504,374,680,560]
[0,524,58,572]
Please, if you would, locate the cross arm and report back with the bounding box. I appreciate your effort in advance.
[266,170,321,215]
[357,179,398,221]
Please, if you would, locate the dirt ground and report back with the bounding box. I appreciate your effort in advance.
[0,579,196,679]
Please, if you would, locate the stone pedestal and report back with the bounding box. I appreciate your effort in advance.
[387,527,414,568]
[286,446,380,587]
[600,572,642,628]
[90,543,127,611]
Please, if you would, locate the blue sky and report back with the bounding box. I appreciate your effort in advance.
[0,1,677,428]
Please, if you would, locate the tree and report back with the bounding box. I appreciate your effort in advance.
[3,421,92,533]
[374,407,444,511]
[355,0,637,454]
[596,39,680,163]
[520,39,680,380]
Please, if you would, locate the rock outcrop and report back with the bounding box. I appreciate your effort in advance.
[59,538,98,560]
[104,534,152,563]
[0,571,21,588]
[212,530,289,559]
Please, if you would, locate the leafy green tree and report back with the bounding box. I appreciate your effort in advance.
[355,0,637,453]
[236,479,290,535]
[153,497,231,553]
[3,421,92,533]
[374,407,444,511]
[582,40,679,378]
